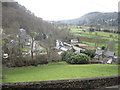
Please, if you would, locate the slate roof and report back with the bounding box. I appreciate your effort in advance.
[95,49,104,55]
[103,51,115,57]
[94,55,99,59]
[60,46,72,51]
[95,49,115,57]
[73,46,85,52]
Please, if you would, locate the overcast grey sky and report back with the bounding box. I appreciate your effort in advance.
[16,0,119,21]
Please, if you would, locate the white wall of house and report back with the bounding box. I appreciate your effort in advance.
[71,39,78,43]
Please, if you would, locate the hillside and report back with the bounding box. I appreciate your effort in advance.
[2,2,54,36]
[53,12,118,27]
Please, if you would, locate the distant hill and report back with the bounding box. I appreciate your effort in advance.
[53,12,118,27]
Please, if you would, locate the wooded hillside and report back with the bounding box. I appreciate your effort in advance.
[2,2,54,36]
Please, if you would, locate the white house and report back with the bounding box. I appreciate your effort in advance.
[72,46,85,53]
[107,58,112,64]
[71,39,78,43]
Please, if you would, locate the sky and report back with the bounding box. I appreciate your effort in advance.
[15,0,119,21]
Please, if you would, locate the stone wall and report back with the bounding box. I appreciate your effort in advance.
[2,75,120,89]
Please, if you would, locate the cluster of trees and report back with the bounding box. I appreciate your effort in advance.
[88,25,119,34]
[102,29,120,34]
[80,50,95,58]
[2,2,72,67]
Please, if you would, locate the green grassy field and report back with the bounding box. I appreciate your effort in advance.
[3,62,118,83]
[82,41,105,47]
[70,26,119,55]
[71,31,118,41]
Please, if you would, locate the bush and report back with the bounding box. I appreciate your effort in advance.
[5,55,48,67]
[61,51,73,61]
[80,50,95,58]
[61,51,67,61]
[101,46,106,50]
[49,51,62,62]
[35,54,48,64]
[61,52,90,64]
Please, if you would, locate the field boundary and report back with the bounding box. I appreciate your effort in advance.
[2,75,120,89]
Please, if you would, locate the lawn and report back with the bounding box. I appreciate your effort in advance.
[3,62,118,83]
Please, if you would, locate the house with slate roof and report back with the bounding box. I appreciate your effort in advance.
[94,48,116,64]
[55,40,86,55]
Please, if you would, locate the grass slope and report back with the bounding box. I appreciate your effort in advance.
[3,62,118,83]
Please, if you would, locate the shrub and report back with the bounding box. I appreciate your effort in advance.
[5,55,48,67]
[101,46,106,50]
[61,51,73,61]
[35,54,48,64]
[61,52,90,64]
[49,51,62,62]
[80,50,95,58]
[61,51,67,61]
